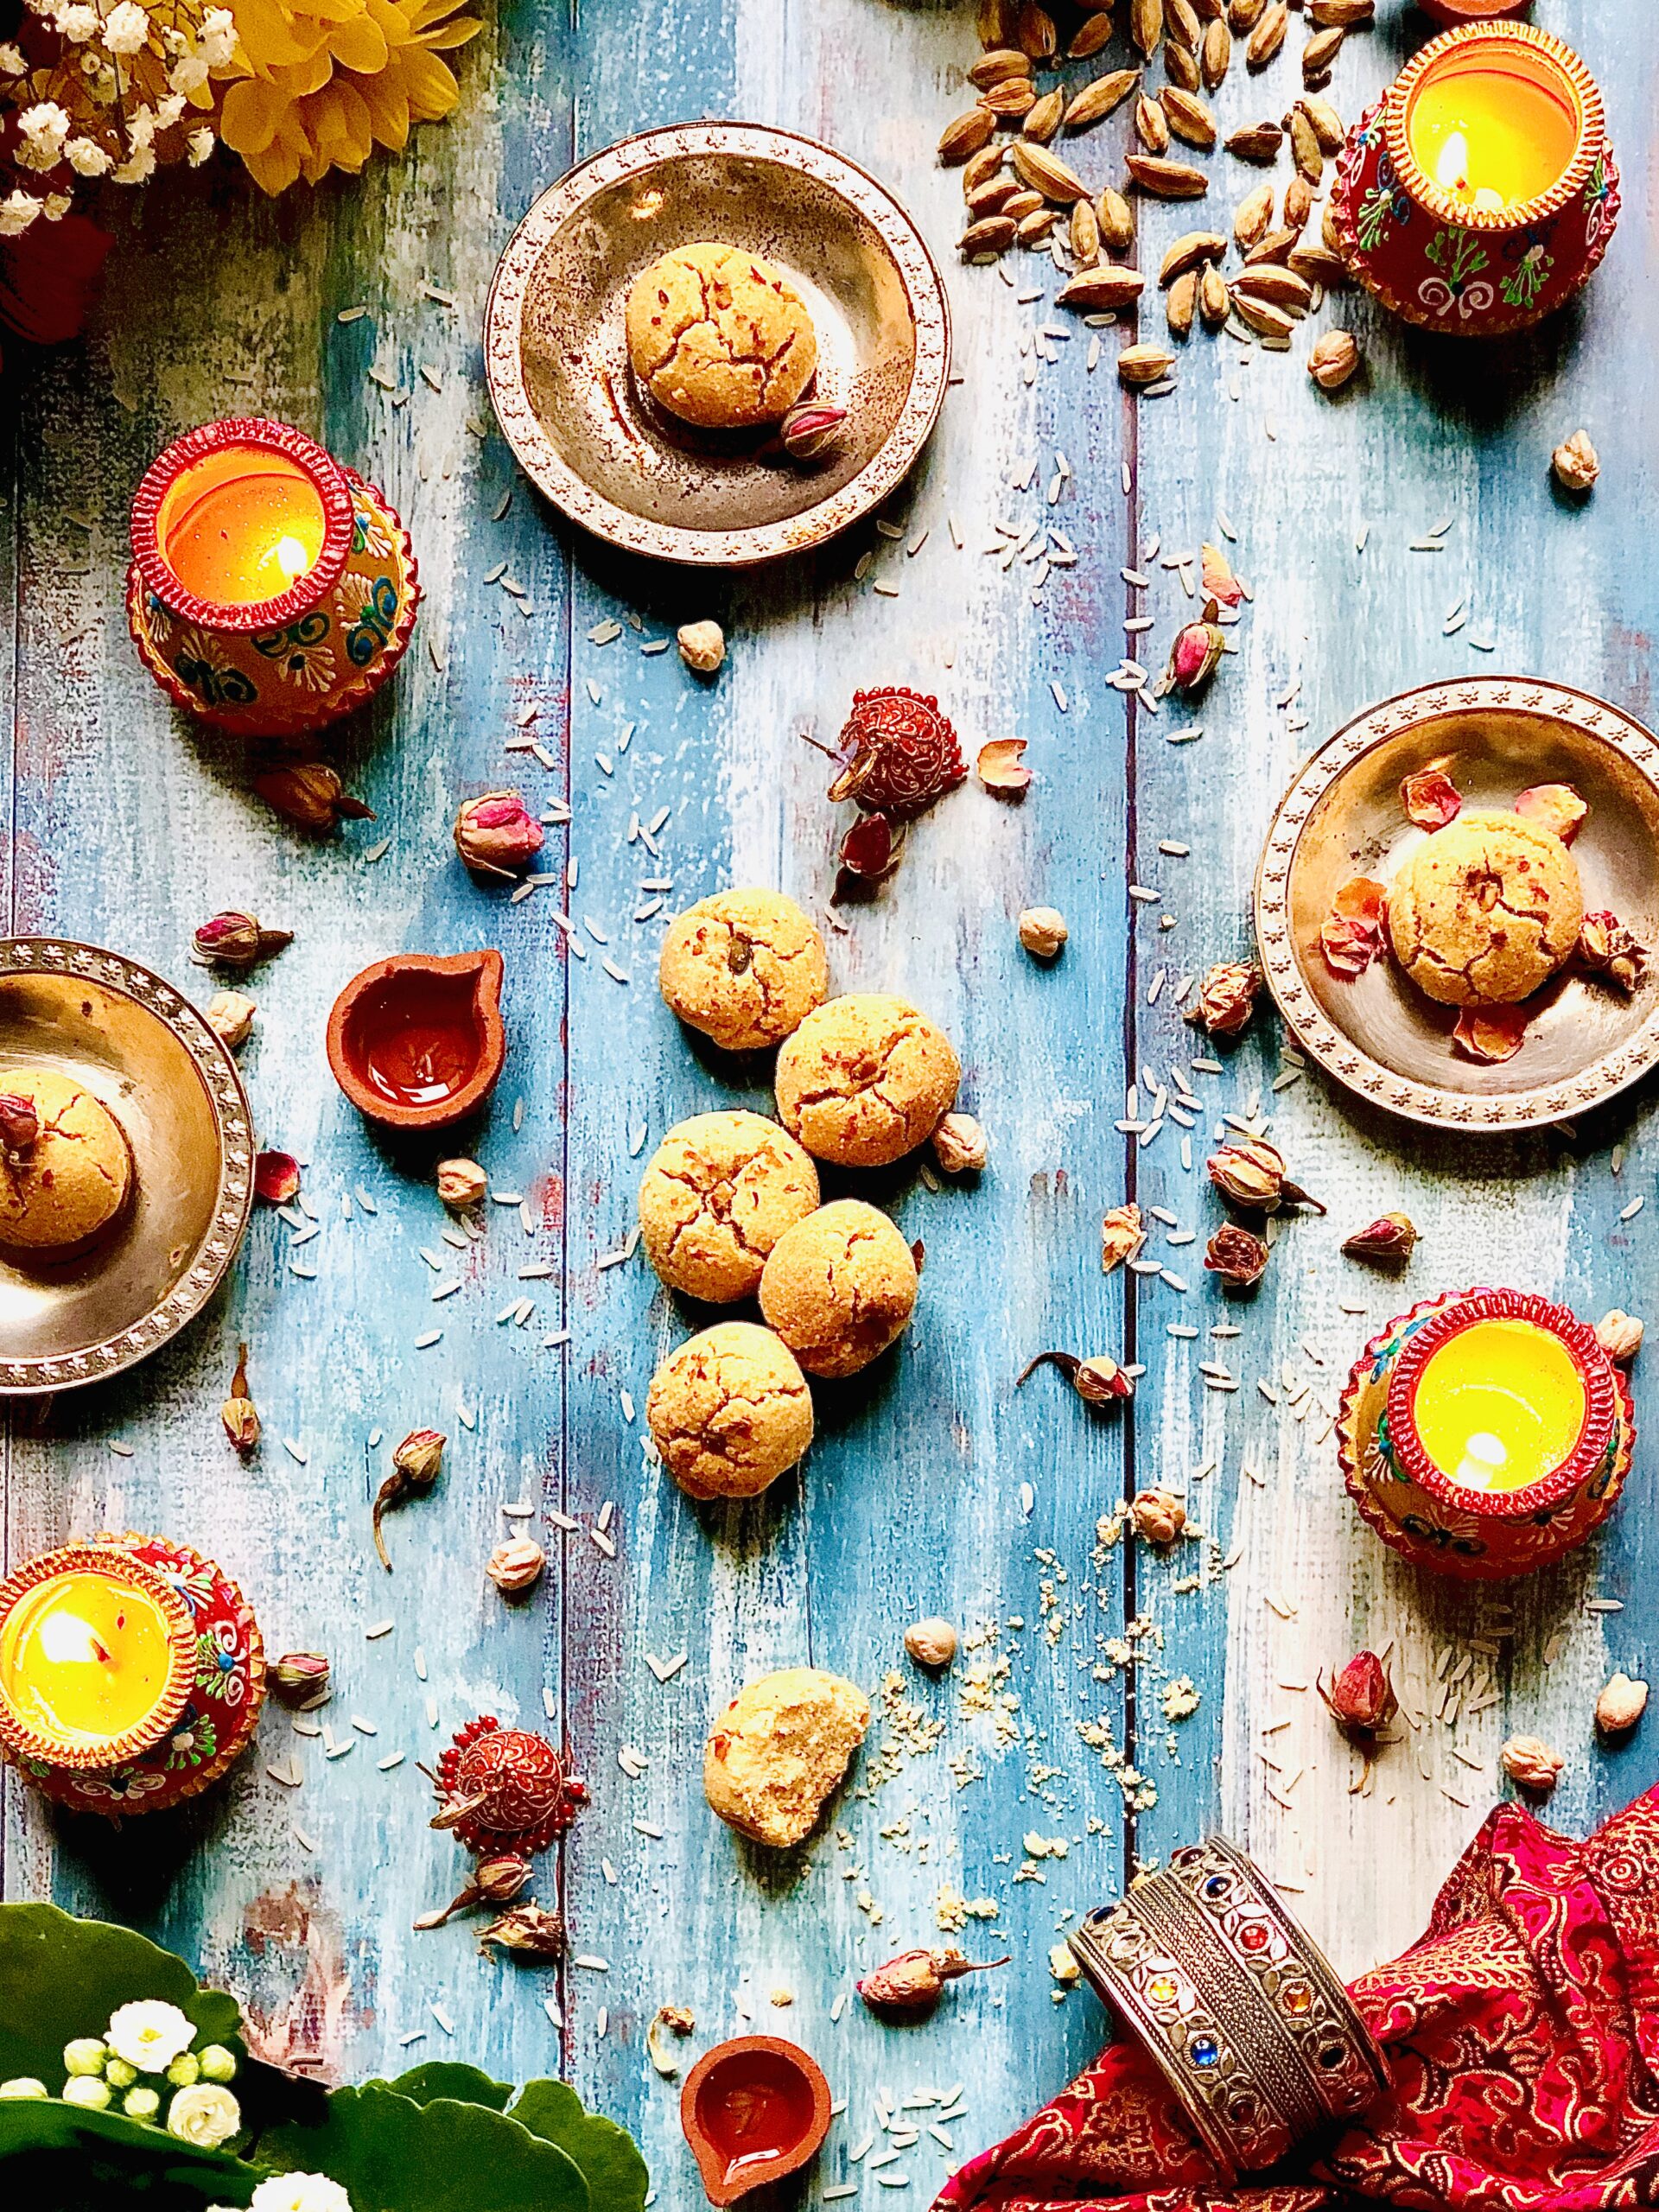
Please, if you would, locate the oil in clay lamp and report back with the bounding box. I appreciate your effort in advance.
[1418,1,1531,23]
[1338,1288,1633,1579]
[327,950,506,1132]
[1332,22,1618,336]
[681,2037,832,2206]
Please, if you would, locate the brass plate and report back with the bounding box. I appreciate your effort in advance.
[484,122,950,567]
[1254,677,1659,1131]
[0,940,254,1396]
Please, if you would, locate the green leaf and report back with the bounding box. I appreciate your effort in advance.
[508,2081,649,2212]
[0,1906,243,2088]
[379,2064,510,2113]
[261,2082,589,2212]
[0,2094,253,2202]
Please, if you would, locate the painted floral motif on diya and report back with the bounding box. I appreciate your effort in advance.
[431,1716,588,1854]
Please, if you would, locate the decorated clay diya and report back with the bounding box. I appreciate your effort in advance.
[327,950,505,1133]
[128,416,418,737]
[0,1534,265,1815]
[680,2037,831,2206]
[1339,1288,1632,1579]
[1333,24,1618,337]
[430,1715,588,1853]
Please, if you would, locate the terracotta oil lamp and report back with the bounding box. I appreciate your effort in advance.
[681,2037,832,2206]
[1338,1288,1633,1579]
[327,950,506,1133]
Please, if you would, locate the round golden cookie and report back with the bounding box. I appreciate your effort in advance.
[639,1112,820,1303]
[658,889,829,1052]
[646,1320,814,1501]
[759,1198,918,1379]
[774,995,960,1167]
[625,241,818,431]
[0,1066,132,1258]
[1386,807,1584,1007]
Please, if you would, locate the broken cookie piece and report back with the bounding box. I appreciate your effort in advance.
[703,1667,871,1848]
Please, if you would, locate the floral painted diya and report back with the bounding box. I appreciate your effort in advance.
[680,2037,831,2206]
[1339,1288,1632,1578]
[1332,23,1618,336]
[0,1534,265,1815]
[127,416,418,736]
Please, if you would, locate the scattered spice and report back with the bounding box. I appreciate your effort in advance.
[1596,1310,1643,1363]
[1017,1349,1133,1403]
[977,738,1032,794]
[1101,1202,1146,1273]
[1207,1135,1323,1215]
[779,401,847,461]
[205,990,257,1051]
[477,1904,567,1959]
[677,620,726,674]
[1578,911,1648,994]
[1341,1212,1418,1266]
[858,1948,1008,2016]
[1401,766,1461,830]
[270,1651,331,1707]
[1130,1489,1186,1547]
[454,791,545,879]
[487,1539,546,1595]
[437,1158,489,1208]
[374,1428,447,1571]
[253,1151,301,1206]
[220,1344,259,1455]
[904,1618,960,1669]
[1514,783,1587,844]
[252,762,375,832]
[1318,1651,1397,1738]
[1204,1224,1268,1287]
[1186,960,1260,1036]
[193,910,292,970]
[1551,429,1599,494]
[1452,1005,1528,1064]
[931,1113,988,1175]
[1596,1674,1649,1736]
[1501,1734,1564,1792]
[1018,906,1069,958]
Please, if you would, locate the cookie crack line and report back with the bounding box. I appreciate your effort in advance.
[648,263,795,389]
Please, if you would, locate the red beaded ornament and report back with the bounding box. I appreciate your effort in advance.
[432,1715,588,1853]
[828,689,965,821]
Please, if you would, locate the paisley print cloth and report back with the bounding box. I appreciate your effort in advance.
[935,1792,1659,2212]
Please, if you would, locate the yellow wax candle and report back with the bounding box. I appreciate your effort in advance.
[156,445,327,607]
[0,1569,178,1750]
[1407,52,1580,213]
[1413,1318,1586,1493]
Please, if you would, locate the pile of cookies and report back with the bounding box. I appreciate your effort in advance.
[641,887,963,1503]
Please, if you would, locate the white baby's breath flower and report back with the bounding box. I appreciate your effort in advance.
[54,2,99,38]
[64,134,113,175]
[101,0,152,54]
[16,99,71,169]
[199,8,236,65]
[165,2083,241,2148]
[187,124,213,163]
[42,191,71,218]
[105,2001,196,2075]
[0,40,26,70]
[168,53,207,92]
[155,90,186,126]
[110,143,156,182]
[249,2177,354,2212]
[0,188,44,236]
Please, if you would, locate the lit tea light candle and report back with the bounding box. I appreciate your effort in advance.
[0,1548,191,1764]
[154,442,329,607]
[1406,40,1579,213]
[1408,1316,1586,1492]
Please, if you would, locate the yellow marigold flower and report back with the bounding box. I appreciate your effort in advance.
[215,0,480,192]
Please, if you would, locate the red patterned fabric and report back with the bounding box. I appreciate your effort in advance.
[935,1791,1659,2212]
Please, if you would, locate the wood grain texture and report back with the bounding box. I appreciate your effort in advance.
[3,0,1657,2202]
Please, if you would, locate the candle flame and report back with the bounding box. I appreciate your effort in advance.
[275,534,313,584]
[36,1611,109,1666]
[1434,130,1471,195]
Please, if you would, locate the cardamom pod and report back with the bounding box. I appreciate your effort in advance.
[1010,140,1090,200]
[1164,0,1200,48]
[1231,292,1297,339]
[976,0,1014,43]
[1002,189,1045,218]
[1015,207,1058,244]
[1068,10,1116,58]
[1130,0,1164,56]
[1302,26,1345,78]
[1233,266,1312,313]
[1117,341,1177,386]
[1201,17,1230,87]
[1198,263,1230,326]
[1070,197,1101,264]
[1247,2,1287,67]
[983,75,1039,116]
[1125,154,1210,198]
[1160,229,1227,283]
[1164,39,1200,92]
[969,47,1032,86]
[962,142,1007,194]
[1289,242,1349,287]
[1228,0,1266,27]
[1096,186,1135,251]
[1233,181,1274,249]
[965,176,1018,216]
[1135,93,1171,154]
[938,108,995,164]
[1307,0,1370,22]
[1014,0,1058,58]
[1225,119,1281,162]
[1022,87,1065,142]
[1245,225,1301,265]
[1166,269,1198,339]
[960,215,1017,256]
[1298,94,1345,154]
[1288,108,1324,183]
[1064,68,1140,131]
[1056,265,1147,311]
[1161,87,1217,149]
[1283,174,1314,231]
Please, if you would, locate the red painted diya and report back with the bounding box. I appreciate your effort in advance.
[828,688,964,820]
[431,1715,588,1853]
[326,950,506,1132]
[681,2037,832,2206]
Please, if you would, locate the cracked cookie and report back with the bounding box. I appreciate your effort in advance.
[0,1066,133,1258]
[774,995,960,1166]
[658,887,829,1052]
[639,1111,820,1303]
[626,241,817,431]
[703,1666,871,1849]
[759,1198,918,1378]
[1386,807,1583,1007]
[646,1319,814,1500]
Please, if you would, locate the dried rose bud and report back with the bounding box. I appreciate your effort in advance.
[416,1850,536,1932]
[904,1618,959,1669]
[977,738,1032,794]
[1186,960,1260,1037]
[254,1151,301,1206]
[1130,1489,1186,1547]
[779,401,847,460]
[1016,1349,1134,1403]
[373,1428,448,1570]
[270,1651,331,1707]
[1200,542,1243,609]
[1552,429,1599,494]
[1515,783,1587,845]
[1167,601,1225,693]
[221,1344,259,1455]
[206,991,257,1051]
[1207,1134,1323,1215]
[1018,906,1068,958]
[931,1113,988,1176]
[487,1538,546,1595]
[1501,1734,1564,1791]
[1597,1309,1643,1363]
[1341,1212,1418,1265]
[253,762,375,832]
[839,811,898,879]
[0,1094,39,1154]
[1578,910,1648,994]
[677,619,726,674]
[1308,330,1359,391]
[858,1947,1007,2015]
[1204,1224,1268,1287]
[193,910,292,971]
[477,1903,567,1959]
[1101,1203,1146,1274]
[1596,1673,1649,1735]
[1318,1651,1396,1737]
[436,1158,488,1208]
[454,791,544,879]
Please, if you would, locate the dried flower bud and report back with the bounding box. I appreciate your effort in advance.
[1168,603,1226,694]
[476,1852,533,1902]
[488,1538,546,1595]
[1318,1651,1396,1737]
[1551,429,1599,494]
[858,1947,1007,2015]
[1018,906,1069,958]
[0,1095,38,1154]
[839,811,898,879]
[454,791,545,879]
[646,2005,696,2077]
[780,402,848,460]
[1341,1212,1418,1266]
[206,991,256,1051]
[252,762,375,832]
[1017,1349,1134,1403]
[270,1651,331,1707]
[221,1344,259,1455]
[904,1618,959,1669]
[373,1429,447,1571]
[1596,1309,1643,1363]
[1130,1488,1186,1547]
[193,910,292,971]
[477,1903,567,1958]
[1578,910,1649,994]
[931,1113,988,1176]
[1204,1224,1268,1287]
[1207,1134,1324,1216]
[1308,330,1359,391]
[1187,960,1261,1037]
[437,1158,488,1208]
[1501,1734,1564,1792]
[1596,1673,1649,1736]
[254,1151,301,1206]
[1101,1203,1146,1274]
[677,619,726,674]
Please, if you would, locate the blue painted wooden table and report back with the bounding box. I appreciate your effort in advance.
[4,0,1658,2201]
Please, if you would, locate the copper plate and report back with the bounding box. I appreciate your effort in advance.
[0,940,254,1395]
[1254,678,1659,1131]
[484,122,950,568]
